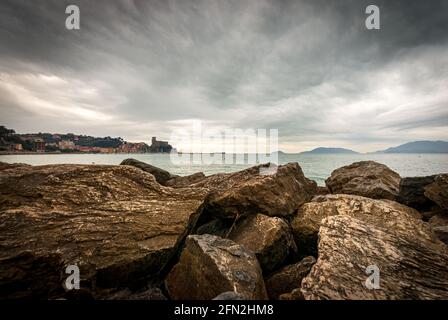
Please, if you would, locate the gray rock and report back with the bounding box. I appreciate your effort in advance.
[165,234,268,300]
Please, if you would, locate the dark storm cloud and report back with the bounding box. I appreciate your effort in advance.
[1,0,447,151]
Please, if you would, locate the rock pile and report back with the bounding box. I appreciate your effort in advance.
[0,159,447,299]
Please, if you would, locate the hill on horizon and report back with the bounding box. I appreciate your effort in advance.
[376,140,448,154]
[299,147,359,155]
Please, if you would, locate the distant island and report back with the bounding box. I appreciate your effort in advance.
[375,141,448,154]
[0,126,173,154]
[299,147,359,155]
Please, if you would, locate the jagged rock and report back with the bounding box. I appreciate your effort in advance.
[212,291,245,300]
[0,161,30,171]
[425,174,448,210]
[195,218,231,238]
[397,176,438,211]
[165,172,206,188]
[325,161,401,200]
[429,214,448,245]
[120,158,178,185]
[291,194,421,257]
[265,256,316,300]
[228,214,296,274]
[165,234,268,300]
[0,164,208,299]
[301,215,448,299]
[191,163,317,219]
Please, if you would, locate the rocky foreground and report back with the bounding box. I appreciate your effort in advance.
[0,160,447,300]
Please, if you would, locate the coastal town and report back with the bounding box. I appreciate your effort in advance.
[0,126,173,154]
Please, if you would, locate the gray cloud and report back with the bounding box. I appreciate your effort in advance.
[0,0,448,152]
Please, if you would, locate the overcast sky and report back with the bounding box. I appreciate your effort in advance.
[1,0,447,152]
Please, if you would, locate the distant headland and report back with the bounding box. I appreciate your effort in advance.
[374,141,448,154]
[0,126,173,154]
[299,147,359,155]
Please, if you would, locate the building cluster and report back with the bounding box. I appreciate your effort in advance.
[1,127,173,154]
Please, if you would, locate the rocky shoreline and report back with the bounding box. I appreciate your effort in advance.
[0,159,447,300]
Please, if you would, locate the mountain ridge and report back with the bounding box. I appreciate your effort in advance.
[299,147,359,155]
[375,140,448,154]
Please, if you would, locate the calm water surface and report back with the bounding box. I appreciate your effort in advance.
[1,153,447,186]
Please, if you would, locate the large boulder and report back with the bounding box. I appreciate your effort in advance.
[165,234,268,300]
[301,215,448,299]
[325,161,401,200]
[291,194,421,257]
[228,214,296,274]
[397,175,438,211]
[0,164,208,299]
[265,256,316,300]
[424,174,448,211]
[120,158,178,185]
[192,163,317,219]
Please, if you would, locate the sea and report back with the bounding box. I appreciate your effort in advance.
[1,153,448,186]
